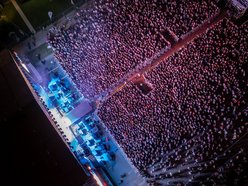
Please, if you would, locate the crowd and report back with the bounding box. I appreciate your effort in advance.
[98,18,248,185]
[47,0,248,185]
[48,0,218,99]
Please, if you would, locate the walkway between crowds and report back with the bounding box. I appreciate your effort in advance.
[98,9,228,106]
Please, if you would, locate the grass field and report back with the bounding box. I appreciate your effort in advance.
[19,0,74,30]
[0,0,86,49]
[0,0,83,32]
[0,1,28,32]
[1,0,87,32]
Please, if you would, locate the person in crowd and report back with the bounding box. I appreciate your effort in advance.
[47,0,247,185]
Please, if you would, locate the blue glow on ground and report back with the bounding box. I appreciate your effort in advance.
[71,121,111,162]
[33,71,111,175]
[13,51,115,186]
[47,78,74,113]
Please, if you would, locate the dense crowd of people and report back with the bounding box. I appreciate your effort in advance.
[98,18,248,185]
[47,0,248,185]
[48,0,218,99]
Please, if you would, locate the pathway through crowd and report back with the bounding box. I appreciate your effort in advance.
[97,8,228,107]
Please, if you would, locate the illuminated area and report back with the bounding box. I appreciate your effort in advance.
[12,51,112,186]
[12,0,248,186]
[47,77,76,113]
